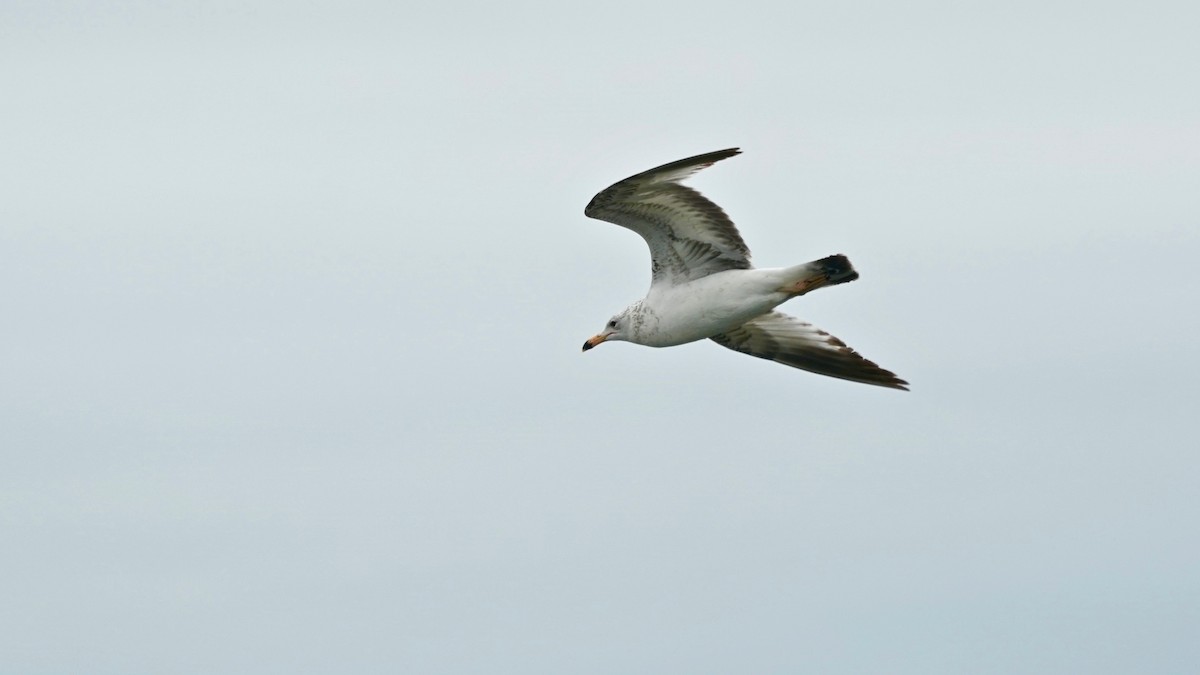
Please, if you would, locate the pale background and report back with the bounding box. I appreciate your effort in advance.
[2,1,1198,673]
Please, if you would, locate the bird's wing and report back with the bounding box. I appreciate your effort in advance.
[584,148,752,286]
[710,311,908,390]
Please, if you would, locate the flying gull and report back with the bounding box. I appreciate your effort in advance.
[581,148,908,390]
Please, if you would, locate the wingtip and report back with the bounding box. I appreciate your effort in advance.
[671,147,742,170]
[859,370,910,391]
[863,363,909,391]
[586,147,746,218]
[661,147,743,177]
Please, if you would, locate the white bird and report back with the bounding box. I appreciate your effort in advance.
[581,148,908,390]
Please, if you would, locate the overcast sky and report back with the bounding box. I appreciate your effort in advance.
[2,1,1198,673]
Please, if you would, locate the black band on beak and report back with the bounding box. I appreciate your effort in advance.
[581,340,594,352]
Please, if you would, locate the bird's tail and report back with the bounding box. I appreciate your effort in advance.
[777,254,859,297]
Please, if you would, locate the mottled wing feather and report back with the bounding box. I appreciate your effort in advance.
[710,312,909,390]
[584,148,752,285]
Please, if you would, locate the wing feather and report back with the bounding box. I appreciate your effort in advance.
[584,148,751,285]
[710,312,909,390]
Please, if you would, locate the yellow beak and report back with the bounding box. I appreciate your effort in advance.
[582,333,609,352]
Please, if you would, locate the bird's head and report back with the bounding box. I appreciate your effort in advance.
[582,311,629,352]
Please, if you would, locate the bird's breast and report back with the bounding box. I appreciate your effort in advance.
[636,271,786,347]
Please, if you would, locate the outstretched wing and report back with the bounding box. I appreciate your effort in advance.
[584,148,752,286]
[710,312,909,390]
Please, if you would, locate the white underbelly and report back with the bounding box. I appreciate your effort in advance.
[638,271,787,347]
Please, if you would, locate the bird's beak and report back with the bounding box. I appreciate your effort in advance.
[582,333,608,352]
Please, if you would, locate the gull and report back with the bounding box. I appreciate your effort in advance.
[581,148,908,390]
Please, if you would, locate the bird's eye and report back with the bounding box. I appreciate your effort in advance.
[608,320,618,328]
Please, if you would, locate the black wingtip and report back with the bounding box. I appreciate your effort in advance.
[585,147,744,219]
[696,147,741,163]
[649,147,742,175]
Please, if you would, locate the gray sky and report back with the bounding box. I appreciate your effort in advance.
[3,1,1198,673]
